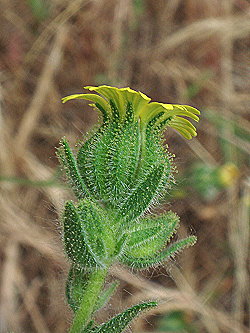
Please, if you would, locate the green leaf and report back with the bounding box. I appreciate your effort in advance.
[113,234,128,257]
[109,99,120,123]
[57,138,89,199]
[77,125,117,201]
[95,103,110,124]
[106,123,141,205]
[157,310,197,332]
[85,320,95,330]
[124,211,180,258]
[85,301,157,333]
[135,129,173,191]
[77,130,104,199]
[117,163,166,222]
[122,236,197,269]
[67,267,116,315]
[77,122,141,205]
[66,265,90,313]
[77,199,115,261]
[70,269,108,333]
[63,201,98,268]
[94,281,119,312]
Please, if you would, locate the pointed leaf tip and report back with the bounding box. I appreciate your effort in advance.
[86,301,157,332]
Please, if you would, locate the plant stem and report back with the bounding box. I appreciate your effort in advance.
[69,268,108,333]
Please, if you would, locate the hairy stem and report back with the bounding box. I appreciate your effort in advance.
[69,268,108,333]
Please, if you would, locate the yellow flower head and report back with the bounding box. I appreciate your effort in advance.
[62,85,200,140]
[218,163,239,187]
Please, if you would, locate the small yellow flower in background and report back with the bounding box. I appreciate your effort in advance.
[218,162,240,187]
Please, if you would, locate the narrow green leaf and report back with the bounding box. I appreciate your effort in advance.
[70,268,108,333]
[113,234,128,257]
[123,211,180,258]
[77,131,104,199]
[85,320,95,330]
[106,123,141,205]
[109,99,120,123]
[90,124,121,199]
[94,281,119,312]
[164,235,197,257]
[77,125,118,201]
[95,102,110,124]
[124,101,134,123]
[117,164,165,222]
[57,138,89,199]
[85,301,157,332]
[135,129,173,192]
[77,199,115,260]
[66,265,90,312]
[122,236,197,269]
[63,201,98,268]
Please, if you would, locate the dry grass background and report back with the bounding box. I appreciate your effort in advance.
[0,0,249,332]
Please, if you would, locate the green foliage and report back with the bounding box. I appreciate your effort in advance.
[0,172,63,188]
[121,236,197,269]
[203,109,249,164]
[58,85,200,333]
[133,0,145,17]
[123,212,180,259]
[94,281,119,312]
[184,70,213,99]
[156,310,197,332]
[57,138,89,199]
[84,301,157,333]
[117,164,166,222]
[27,0,49,21]
[186,162,239,201]
[63,201,97,268]
[63,199,115,268]
[66,265,90,313]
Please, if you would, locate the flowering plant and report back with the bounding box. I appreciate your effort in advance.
[57,85,200,333]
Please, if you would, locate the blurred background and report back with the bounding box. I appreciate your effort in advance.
[0,0,249,332]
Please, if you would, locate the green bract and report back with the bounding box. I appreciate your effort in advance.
[57,85,200,333]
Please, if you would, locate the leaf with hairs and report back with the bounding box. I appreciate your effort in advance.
[63,201,99,268]
[94,281,119,312]
[66,265,90,313]
[57,138,89,199]
[77,199,115,262]
[84,301,157,333]
[122,236,197,269]
[123,211,180,258]
[117,164,166,222]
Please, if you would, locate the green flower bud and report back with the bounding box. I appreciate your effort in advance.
[61,85,200,219]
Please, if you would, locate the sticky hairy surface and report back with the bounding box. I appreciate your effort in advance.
[58,85,200,333]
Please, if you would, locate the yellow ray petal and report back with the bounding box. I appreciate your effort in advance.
[62,93,109,111]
